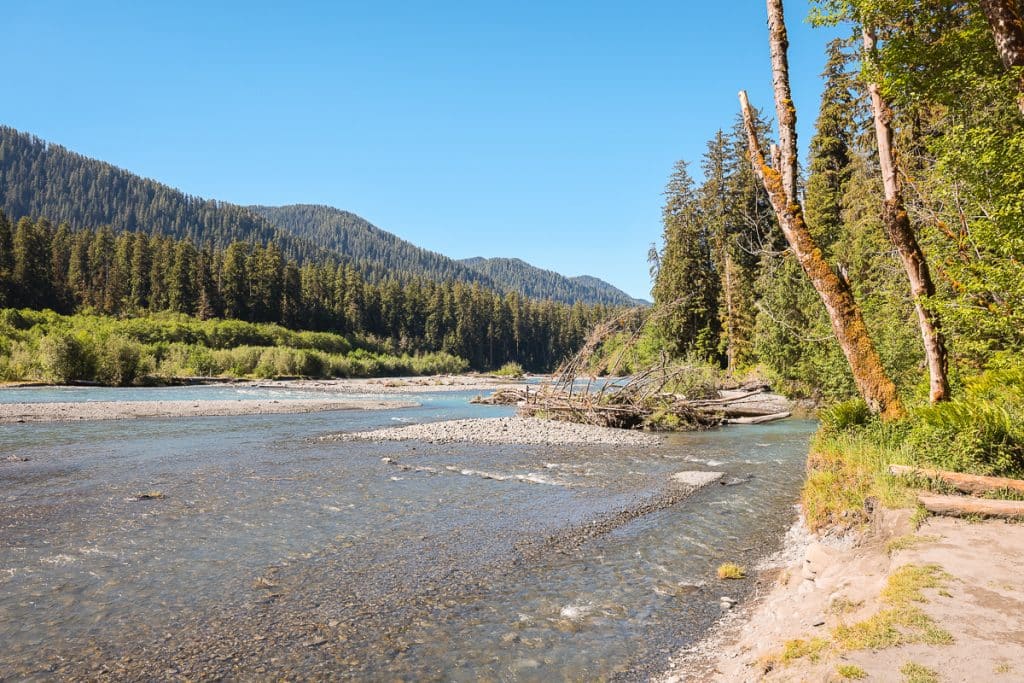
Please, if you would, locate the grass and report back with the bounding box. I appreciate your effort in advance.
[759,637,828,673]
[886,534,940,555]
[716,562,746,580]
[901,661,940,683]
[828,597,864,615]
[803,365,1024,531]
[832,564,953,651]
[837,664,868,680]
[763,563,953,673]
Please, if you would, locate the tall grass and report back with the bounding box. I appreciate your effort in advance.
[802,363,1024,531]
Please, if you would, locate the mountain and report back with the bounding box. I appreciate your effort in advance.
[0,127,322,261]
[248,204,496,288]
[459,257,648,307]
[0,125,642,306]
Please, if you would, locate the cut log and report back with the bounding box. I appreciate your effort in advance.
[890,465,1024,496]
[917,492,1024,519]
[725,411,791,425]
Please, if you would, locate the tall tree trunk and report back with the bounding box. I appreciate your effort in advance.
[738,0,904,420]
[863,27,950,404]
[978,0,1024,115]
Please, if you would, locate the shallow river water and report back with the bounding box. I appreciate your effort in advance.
[0,385,814,681]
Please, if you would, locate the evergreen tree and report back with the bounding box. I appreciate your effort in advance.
[651,161,720,359]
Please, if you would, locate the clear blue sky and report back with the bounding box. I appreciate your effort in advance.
[3,1,840,300]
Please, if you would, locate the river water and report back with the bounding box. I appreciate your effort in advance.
[0,385,814,681]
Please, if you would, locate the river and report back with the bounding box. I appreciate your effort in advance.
[0,384,814,680]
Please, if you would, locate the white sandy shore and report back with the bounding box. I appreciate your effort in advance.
[0,398,418,423]
[324,416,663,446]
[659,509,1024,681]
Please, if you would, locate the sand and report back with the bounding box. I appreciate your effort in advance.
[660,509,1024,681]
[0,398,419,423]
[324,416,664,446]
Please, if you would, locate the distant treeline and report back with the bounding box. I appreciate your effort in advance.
[0,212,613,372]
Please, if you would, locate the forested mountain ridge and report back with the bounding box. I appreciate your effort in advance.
[0,126,319,260]
[0,126,637,306]
[459,257,649,307]
[249,204,498,289]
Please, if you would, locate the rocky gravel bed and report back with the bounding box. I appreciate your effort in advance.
[324,416,663,446]
[0,398,418,423]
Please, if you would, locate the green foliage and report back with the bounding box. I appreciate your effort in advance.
[837,664,868,680]
[820,399,872,434]
[39,331,95,383]
[900,661,941,683]
[0,308,469,385]
[905,366,1024,477]
[0,213,614,374]
[492,362,525,378]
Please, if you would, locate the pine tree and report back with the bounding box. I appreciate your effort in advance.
[652,160,720,359]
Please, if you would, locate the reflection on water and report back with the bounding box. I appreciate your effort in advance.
[0,386,814,680]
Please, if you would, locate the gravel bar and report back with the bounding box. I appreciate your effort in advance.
[324,416,663,446]
[0,398,419,423]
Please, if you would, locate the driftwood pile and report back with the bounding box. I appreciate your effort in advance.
[473,313,791,431]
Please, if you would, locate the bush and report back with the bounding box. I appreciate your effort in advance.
[492,361,525,378]
[40,332,96,383]
[97,337,144,386]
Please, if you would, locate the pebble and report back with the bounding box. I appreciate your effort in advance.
[328,416,662,446]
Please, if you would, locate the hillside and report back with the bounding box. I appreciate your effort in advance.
[0,125,639,306]
[248,204,496,288]
[0,126,319,260]
[459,257,648,307]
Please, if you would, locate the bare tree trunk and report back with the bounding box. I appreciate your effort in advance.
[863,28,950,404]
[978,0,1024,115]
[738,0,904,420]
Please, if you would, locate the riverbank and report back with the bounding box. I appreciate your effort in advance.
[324,415,663,446]
[660,509,1024,681]
[0,397,418,423]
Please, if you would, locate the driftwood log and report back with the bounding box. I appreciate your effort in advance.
[890,465,1024,496]
[917,492,1024,520]
[725,411,792,425]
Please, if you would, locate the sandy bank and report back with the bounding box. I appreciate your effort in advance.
[660,510,1024,681]
[324,416,663,446]
[0,398,418,423]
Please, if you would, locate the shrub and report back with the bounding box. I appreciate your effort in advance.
[39,332,96,383]
[492,361,525,378]
[97,337,144,386]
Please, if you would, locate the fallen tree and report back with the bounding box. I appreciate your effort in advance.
[890,465,1024,496]
[476,304,793,431]
[917,492,1024,520]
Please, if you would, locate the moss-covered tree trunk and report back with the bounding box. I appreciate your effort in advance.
[739,0,904,420]
[863,27,950,404]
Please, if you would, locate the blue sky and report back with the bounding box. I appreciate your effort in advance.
[3,1,840,300]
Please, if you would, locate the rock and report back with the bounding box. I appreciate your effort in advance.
[671,471,725,487]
